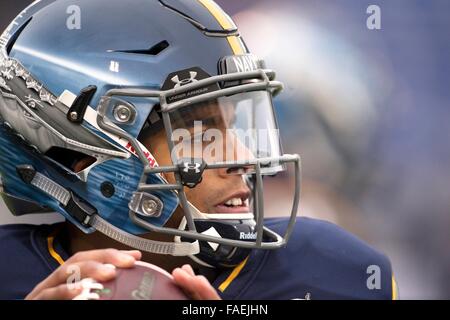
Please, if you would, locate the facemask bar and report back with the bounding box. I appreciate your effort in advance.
[136,154,300,249]
[96,69,301,250]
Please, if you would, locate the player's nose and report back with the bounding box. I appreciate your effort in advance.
[217,165,253,179]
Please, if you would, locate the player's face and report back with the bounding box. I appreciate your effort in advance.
[143,100,254,214]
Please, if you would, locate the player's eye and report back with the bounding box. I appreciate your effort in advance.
[226,166,252,175]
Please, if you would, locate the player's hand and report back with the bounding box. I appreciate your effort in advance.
[172,264,221,300]
[25,249,141,300]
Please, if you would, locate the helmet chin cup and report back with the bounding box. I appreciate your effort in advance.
[174,202,281,269]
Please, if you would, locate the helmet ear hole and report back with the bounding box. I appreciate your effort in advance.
[44,147,96,173]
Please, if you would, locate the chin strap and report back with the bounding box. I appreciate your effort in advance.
[174,202,257,269]
[89,215,199,256]
[174,217,215,268]
[16,165,199,256]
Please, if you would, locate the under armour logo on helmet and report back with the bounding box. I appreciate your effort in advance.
[171,71,198,88]
[183,162,201,174]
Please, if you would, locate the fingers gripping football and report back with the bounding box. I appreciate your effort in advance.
[25,249,140,300]
[26,249,220,300]
[172,264,221,300]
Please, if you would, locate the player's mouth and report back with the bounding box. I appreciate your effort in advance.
[214,190,251,214]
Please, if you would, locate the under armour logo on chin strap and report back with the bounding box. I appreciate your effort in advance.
[171,71,198,88]
[183,162,201,174]
[178,159,206,188]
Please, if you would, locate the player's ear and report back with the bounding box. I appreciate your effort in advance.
[72,156,96,173]
[45,148,97,173]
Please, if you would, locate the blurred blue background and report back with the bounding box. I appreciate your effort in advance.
[1,0,449,299]
[215,0,450,299]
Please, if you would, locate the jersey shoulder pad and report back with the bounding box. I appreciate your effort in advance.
[0,224,58,299]
[219,217,395,300]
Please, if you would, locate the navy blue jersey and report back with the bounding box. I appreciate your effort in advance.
[0,217,397,300]
[215,218,397,300]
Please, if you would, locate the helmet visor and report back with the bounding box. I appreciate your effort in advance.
[168,91,284,175]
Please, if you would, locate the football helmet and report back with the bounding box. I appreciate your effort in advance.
[0,0,300,268]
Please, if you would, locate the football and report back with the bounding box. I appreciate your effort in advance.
[95,261,189,300]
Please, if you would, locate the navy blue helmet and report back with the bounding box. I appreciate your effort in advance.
[0,0,300,268]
